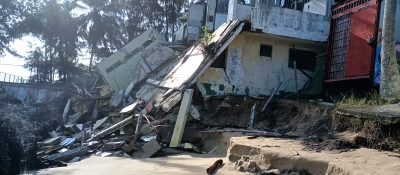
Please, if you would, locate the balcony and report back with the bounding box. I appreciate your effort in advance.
[250,1,331,42]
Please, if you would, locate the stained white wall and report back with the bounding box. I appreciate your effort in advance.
[197,32,327,97]
[188,3,206,41]
[252,3,330,42]
[228,0,253,22]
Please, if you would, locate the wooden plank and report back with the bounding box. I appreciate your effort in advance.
[169,89,193,147]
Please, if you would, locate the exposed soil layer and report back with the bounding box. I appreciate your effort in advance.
[224,136,400,175]
[198,99,400,175]
[200,97,333,134]
[332,112,400,152]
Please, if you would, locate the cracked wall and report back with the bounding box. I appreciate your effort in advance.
[197,32,326,97]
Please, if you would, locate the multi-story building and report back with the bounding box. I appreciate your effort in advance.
[177,0,333,97]
[324,0,400,92]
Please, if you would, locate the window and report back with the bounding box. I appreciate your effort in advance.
[142,39,153,48]
[259,44,272,57]
[288,48,317,71]
[208,15,214,22]
[106,60,122,73]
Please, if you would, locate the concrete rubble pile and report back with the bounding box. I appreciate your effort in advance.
[35,21,282,166]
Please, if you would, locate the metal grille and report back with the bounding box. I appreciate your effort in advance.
[260,44,272,57]
[328,13,351,79]
[332,0,371,16]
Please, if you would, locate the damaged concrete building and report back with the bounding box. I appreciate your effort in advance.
[0,0,336,169]
[173,0,332,99]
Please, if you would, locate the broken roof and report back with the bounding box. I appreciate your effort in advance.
[132,19,245,112]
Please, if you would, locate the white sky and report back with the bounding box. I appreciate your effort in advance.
[0,2,91,80]
[0,36,90,79]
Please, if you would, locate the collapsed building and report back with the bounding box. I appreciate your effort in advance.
[0,0,338,170]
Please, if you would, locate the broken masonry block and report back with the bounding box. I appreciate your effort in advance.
[64,123,81,133]
[103,141,125,150]
[189,105,200,120]
[142,139,163,158]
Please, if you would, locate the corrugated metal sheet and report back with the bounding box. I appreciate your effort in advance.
[133,20,245,112]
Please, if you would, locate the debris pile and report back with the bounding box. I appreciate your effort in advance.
[30,21,287,168]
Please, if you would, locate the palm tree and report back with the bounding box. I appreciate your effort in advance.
[19,0,82,82]
[75,0,125,73]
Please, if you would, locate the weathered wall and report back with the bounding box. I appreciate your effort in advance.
[175,24,186,41]
[303,0,328,16]
[96,29,166,92]
[0,82,68,106]
[206,0,217,31]
[197,32,326,97]
[188,3,206,41]
[228,0,252,22]
[251,3,330,42]
[215,13,228,30]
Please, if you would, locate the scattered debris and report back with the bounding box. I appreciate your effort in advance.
[67,157,80,163]
[46,147,88,162]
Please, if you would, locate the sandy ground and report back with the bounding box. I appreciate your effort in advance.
[228,135,400,175]
[23,132,400,175]
[23,153,251,175]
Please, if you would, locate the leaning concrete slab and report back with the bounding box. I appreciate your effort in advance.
[169,89,193,147]
[47,147,88,162]
[88,116,134,141]
[337,104,400,125]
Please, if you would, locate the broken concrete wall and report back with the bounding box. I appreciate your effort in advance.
[251,3,330,42]
[197,68,233,96]
[129,46,177,87]
[0,82,67,106]
[197,32,326,97]
[96,29,167,92]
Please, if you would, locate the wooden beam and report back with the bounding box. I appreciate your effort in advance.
[169,89,193,147]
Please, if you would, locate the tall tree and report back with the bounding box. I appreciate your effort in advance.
[120,0,164,41]
[76,0,125,73]
[380,0,400,99]
[20,0,82,82]
[0,0,39,56]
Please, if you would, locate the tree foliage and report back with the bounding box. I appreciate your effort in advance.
[2,0,189,83]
